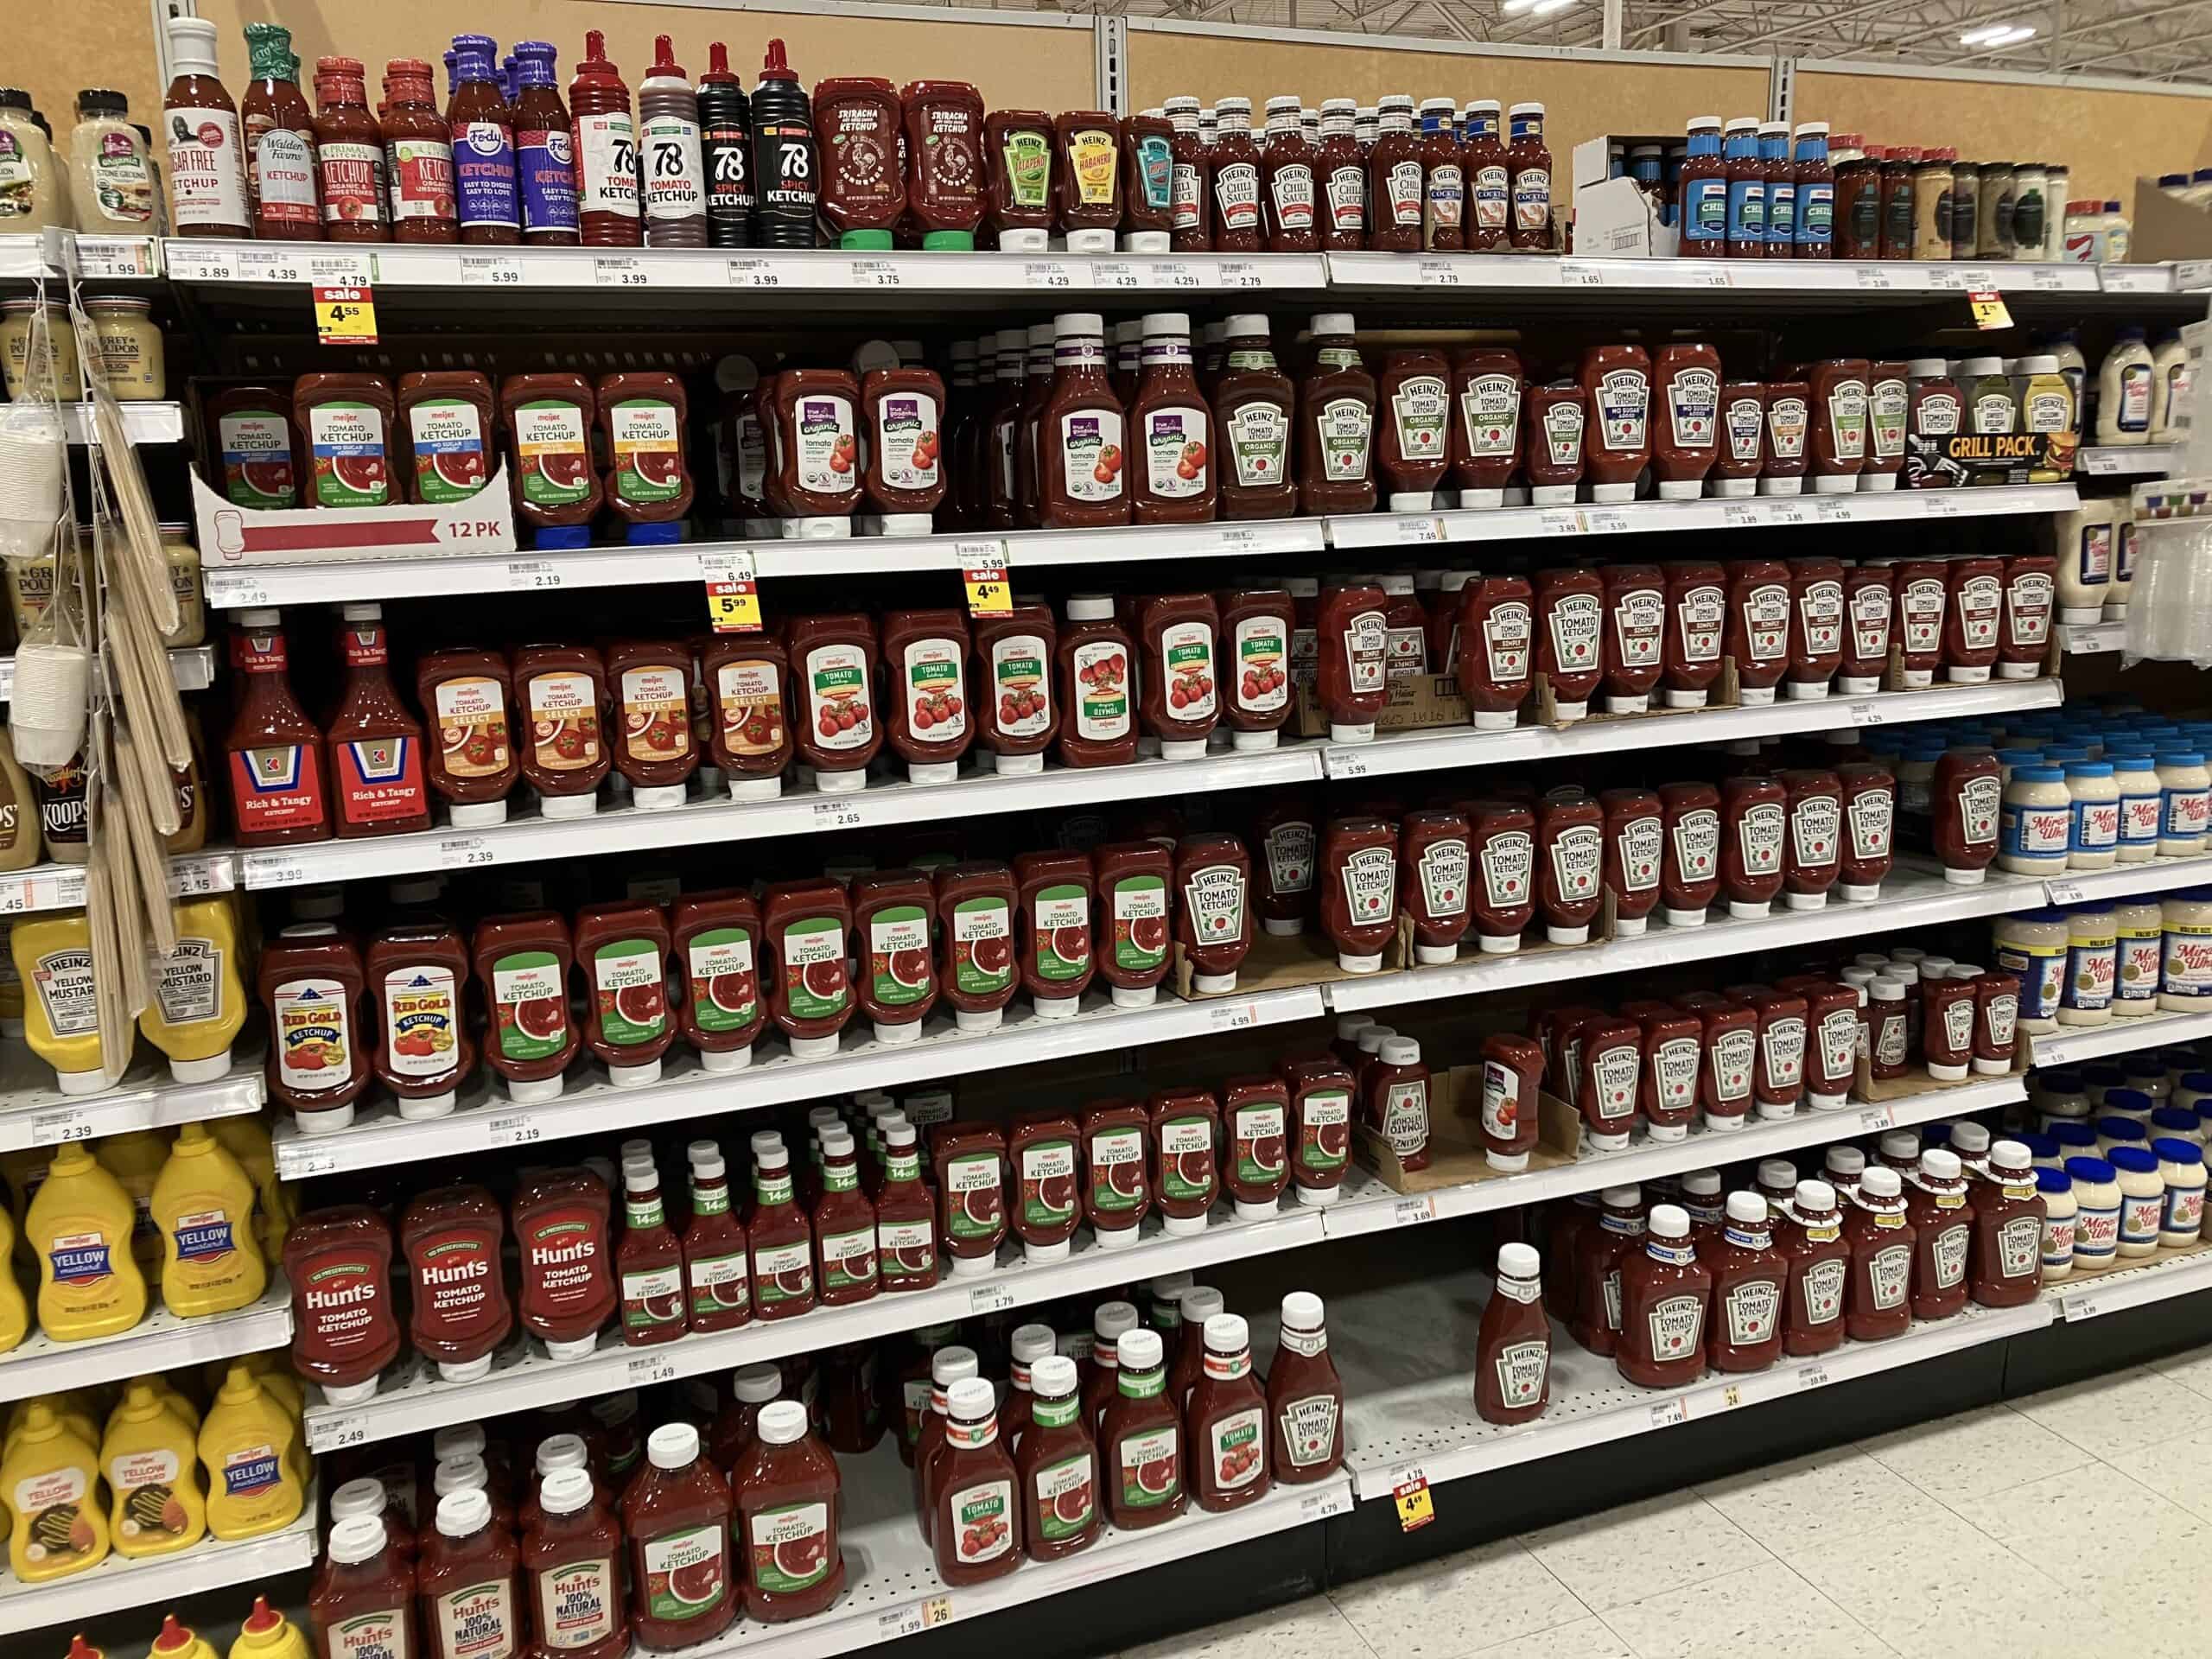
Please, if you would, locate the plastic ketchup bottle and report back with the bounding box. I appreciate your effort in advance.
[569,30,639,247]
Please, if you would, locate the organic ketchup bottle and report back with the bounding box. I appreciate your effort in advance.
[569,30,640,247]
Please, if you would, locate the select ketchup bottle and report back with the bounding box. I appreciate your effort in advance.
[569,29,641,247]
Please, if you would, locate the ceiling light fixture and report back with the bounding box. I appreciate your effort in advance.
[1500,0,1540,13]
[1531,0,1577,14]
[1961,22,2037,48]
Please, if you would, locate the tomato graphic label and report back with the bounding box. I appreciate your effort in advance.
[1072,640,1130,740]
[877,1217,935,1282]
[535,1555,618,1650]
[903,639,966,742]
[410,397,490,505]
[1033,1452,1095,1541]
[309,401,391,509]
[218,409,297,509]
[1339,843,1395,926]
[1183,864,1245,944]
[1417,837,1470,919]
[1020,1137,1078,1226]
[641,1522,728,1620]
[780,918,849,1021]
[1278,1390,1340,1469]
[1233,1103,1286,1183]
[944,1153,1003,1242]
[1112,876,1168,970]
[818,1224,877,1293]
[991,635,1052,741]
[947,1478,1014,1563]
[1160,620,1217,721]
[747,1502,832,1594]
[1145,406,1211,499]
[275,976,353,1091]
[868,906,932,1008]
[527,671,601,772]
[621,1261,683,1333]
[688,929,758,1033]
[876,392,941,493]
[620,666,691,762]
[794,396,860,497]
[951,898,1014,995]
[383,965,458,1079]
[1382,1079,1429,1159]
[1117,1426,1179,1508]
[1159,1116,1215,1204]
[1208,1405,1264,1490]
[1089,1127,1147,1211]
[592,939,666,1047]
[492,950,569,1062]
[514,401,594,508]
[804,645,872,751]
[435,677,512,779]
[1234,615,1288,714]
[1060,410,1127,504]
[611,399,684,505]
[751,1236,811,1308]
[1266,821,1315,897]
[1031,884,1090,981]
[1299,1090,1351,1173]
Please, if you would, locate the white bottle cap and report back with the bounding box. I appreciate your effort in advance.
[647,1423,701,1469]
[435,1454,489,1498]
[947,1377,997,1422]
[1179,1285,1224,1325]
[1142,311,1192,338]
[1030,1354,1079,1397]
[435,1489,493,1538]
[757,1402,809,1446]
[1726,1192,1767,1225]
[1602,1184,1641,1207]
[1796,1179,1836,1210]
[540,1467,594,1516]
[1312,313,1357,338]
[1095,1299,1141,1339]
[535,1433,588,1475]
[1649,1203,1690,1239]
[1055,312,1107,340]
[1860,1165,1904,1198]
[328,1515,391,1565]
[1067,593,1115,620]
[1681,1169,1723,1198]
[1757,1159,1797,1192]
[433,1424,486,1463]
[931,1344,980,1385]
[1497,1242,1540,1280]
[1281,1289,1325,1330]
[1203,1313,1249,1353]
[1011,1323,1058,1363]
[329,1478,389,1522]
[733,1363,782,1403]
[1920,1148,1963,1181]
[1378,1036,1421,1065]
[1117,1327,1166,1370]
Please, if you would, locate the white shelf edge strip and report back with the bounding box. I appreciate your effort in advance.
[0,1493,315,1636]
[272,988,1325,1180]
[2030,1008,2212,1069]
[0,1280,291,1405]
[0,849,236,918]
[0,1054,264,1154]
[0,645,213,704]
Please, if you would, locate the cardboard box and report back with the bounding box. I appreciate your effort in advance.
[2129,177,2212,264]
[1570,134,1682,260]
[1353,1071,1580,1193]
[194,464,518,568]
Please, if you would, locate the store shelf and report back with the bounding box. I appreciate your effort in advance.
[677,1446,1351,1659]
[1324,251,2100,296]
[0,1280,290,1406]
[2030,1007,2212,1068]
[0,232,162,283]
[303,1195,1327,1451]
[0,1491,315,1637]
[0,849,236,915]
[0,645,214,702]
[2059,620,2128,655]
[1321,677,2061,783]
[2099,265,2180,295]
[237,741,1324,889]
[271,985,1325,1181]
[1319,1074,2024,1243]
[201,517,1331,609]
[1324,483,2078,551]
[1325,854,2212,1015]
[0,1046,264,1153]
[161,239,1330,297]
[2078,444,2178,477]
[56,401,186,446]
[2046,1247,2212,1324]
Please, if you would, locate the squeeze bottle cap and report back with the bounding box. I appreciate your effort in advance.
[535,1432,588,1474]
[760,38,798,83]
[327,1516,391,1564]
[1726,1192,1767,1225]
[433,1422,486,1462]
[1602,1185,1642,1208]
[1011,1322,1058,1362]
[1649,1203,1690,1239]
[165,17,223,79]
[1030,1354,1078,1396]
[702,42,740,85]
[435,1453,490,1497]
[1203,1313,1250,1353]
[1497,1243,1540,1280]
[1681,1168,1722,1197]
[329,1478,389,1520]
[734,1363,782,1402]
[948,1376,996,1422]
[1860,1165,1904,1198]
[758,1401,809,1445]
[1095,1299,1141,1338]
[540,1466,594,1516]
[1796,1179,1837,1211]
[1757,1159,1797,1192]
[931,1344,980,1385]
[647,35,686,81]
[435,1488,493,1537]
[646,1422,701,1469]
[241,1599,287,1641]
[1117,1327,1166,1370]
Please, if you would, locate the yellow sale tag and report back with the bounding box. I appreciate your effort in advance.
[701,551,760,632]
[1393,1475,1433,1532]
[1967,289,2012,331]
[958,538,1012,616]
[314,283,378,345]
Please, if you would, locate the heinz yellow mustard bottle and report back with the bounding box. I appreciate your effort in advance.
[2,1401,107,1580]
[25,1143,146,1340]
[196,1364,303,1539]
[140,899,246,1083]
[101,1382,205,1557]
[10,912,115,1095]
[150,1124,267,1317]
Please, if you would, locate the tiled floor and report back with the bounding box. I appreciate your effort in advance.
[1121,1346,2212,1659]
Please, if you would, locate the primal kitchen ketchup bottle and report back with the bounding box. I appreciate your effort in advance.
[569,29,640,247]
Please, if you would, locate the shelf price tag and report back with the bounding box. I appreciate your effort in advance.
[461,253,524,287]
[627,1354,677,1386]
[313,283,378,346]
[1417,259,1462,287]
[1395,515,1445,544]
[439,836,494,870]
[1325,747,1372,780]
[1721,503,1759,530]
[286,1146,339,1179]
[2031,269,2066,291]
[1558,262,1604,287]
[2045,878,2087,906]
[1393,1196,1435,1227]
[242,852,308,889]
[1847,701,1886,728]
[1797,1363,1831,1390]
[594,257,648,287]
[700,550,761,632]
[880,1596,954,1638]
[1151,261,1201,289]
[1859,1105,1894,1133]
[1584,509,1630,535]
[1391,1470,1434,1532]
[811,798,866,831]
[1217,260,1262,289]
[726,258,781,289]
[1024,261,1074,289]
[1092,260,1140,289]
[1648,1396,1689,1429]
[1300,1486,1351,1521]
[1770,501,1806,526]
[487,1114,543,1147]
[244,247,308,283]
[508,560,565,591]
[31,1109,92,1147]
[1538,509,1581,537]
[1923,494,1960,518]
[1967,289,2013,330]
[957,538,1012,615]
[968,1282,1017,1315]
[308,1414,369,1452]
[849,259,902,288]
[2061,1292,2101,1322]
[1209,1001,1262,1033]
[1854,266,1894,291]
[1815,496,1853,523]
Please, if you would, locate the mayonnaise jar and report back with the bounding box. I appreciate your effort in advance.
[2110,752,2163,863]
[2058,906,2118,1027]
[2158,752,2209,856]
[2161,888,2212,1013]
[1997,764,2070,875]
[2037,1166,2077,1279]
[2157,1137,2207,1245]
[2067,1155,2120,1267]
[2108,1145,2164,1257]
[1993,909,2069,1031]
[2064,761,2120,871]
[2113,899,2165,1016]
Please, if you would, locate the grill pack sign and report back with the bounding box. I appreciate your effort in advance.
[1906,429,2055,488]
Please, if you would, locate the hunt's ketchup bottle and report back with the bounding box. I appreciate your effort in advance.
[569,29,640,247]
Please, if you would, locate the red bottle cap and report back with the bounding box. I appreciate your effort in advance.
[151,1618,194,1656]
[648,34,684,80]
[760,37,797,83]
[242,1599,283,1637]
[702,41,738,85]
[67,1638,104,1659]
[577,29,619,76]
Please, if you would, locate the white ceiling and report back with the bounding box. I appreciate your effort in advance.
[939,0,2212,86]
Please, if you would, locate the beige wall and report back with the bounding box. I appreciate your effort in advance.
[15,0,1093,157]
[1800,69,2212,207]
[1128,30,1770,157]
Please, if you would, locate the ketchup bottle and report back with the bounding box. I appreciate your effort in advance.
[569,29,640,247]
[749,40,819,249]
[697,44,754,250]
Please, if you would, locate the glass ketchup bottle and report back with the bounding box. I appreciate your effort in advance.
[226,608,330,848]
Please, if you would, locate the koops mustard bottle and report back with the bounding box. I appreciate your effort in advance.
[2,1401,108,1580]
[25,1144,147,1340]
[101,1382,205,1557]
[196,1363,304,1539]
[0,1207,26,1351]
[228,1599,312,1659]
[10,912,116,1095]
[151,1124,268,1317]
[94,1128,170,1273]
[140,899,249,1083]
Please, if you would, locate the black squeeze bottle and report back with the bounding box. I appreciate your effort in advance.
[697,41,753,249]
[748,37,817,248]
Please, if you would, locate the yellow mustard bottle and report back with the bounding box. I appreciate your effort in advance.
[10,912,115,1096]
[2,1401,108,1580]
[0,1205,27,1353]
[105,1372,201,1438]
[228,1599,312,1659]
[196,1363,304,1540]
[1,1144,52,1270]
[140,899,246,1083]
[207,1115,289,1262]
[7,1391,101,1455]
[151,1124,267,1317]
[149,1617,221,1659]
[100,1381,205,1557]
[25,1143,146,1340]
[94,1128,171,1274]
[0,918,26,1033]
